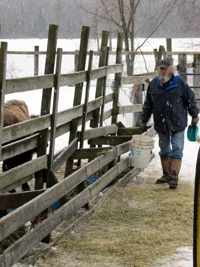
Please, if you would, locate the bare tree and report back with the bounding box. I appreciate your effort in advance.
[75,0,185,76]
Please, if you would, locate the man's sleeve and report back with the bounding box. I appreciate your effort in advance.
[183,79,199,117]
[141,84,153,123]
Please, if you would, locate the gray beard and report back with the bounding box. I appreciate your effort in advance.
[159,73,171,84]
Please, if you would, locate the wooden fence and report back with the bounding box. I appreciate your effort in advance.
[0,24,199,266]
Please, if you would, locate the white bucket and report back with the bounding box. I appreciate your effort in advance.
[130,135,154,169]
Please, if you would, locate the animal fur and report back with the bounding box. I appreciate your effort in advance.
[3,99,31,127]
[3,99,36,192]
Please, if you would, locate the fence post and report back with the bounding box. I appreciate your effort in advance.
[80,50,94,149]
[34,45,39,76]
[0,42,7,161]
[48,48,62,175]
[166,38,172,58]
[193,54,200,108]
[178,53,187,81]
[100,47,109,126]
[65,26,90,177]
[74,50,79,72]
[134,84,143,127]
[34,25,58,243]
[112,32,123,125]
[77,50,94,207]
[47,48,69,205]
[154,45,166,70]
[91,30,110,128]
[35,24,58,191]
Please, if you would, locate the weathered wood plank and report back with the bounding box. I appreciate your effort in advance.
[116,141,132,156]
[57,105,83,126]
[178,53,187,81]
[0,155,48,193]
[55,112,93,139]
[89,158,129,198]
[68,26,90,143]
[2,104,111,161]
[2,174,33,194]
[87,97,103,113]
[92,31,109,128]
[135,71,157,77]
[100,47,109,126]
[53,138,78,172]
[35,25,58,196]
[0,141,131,241]
[90,66,107,80]
[88,136,132,146]
[2,93,113,145]
[2,115,51,144]
[66,26,90,177]
[118,167,140,188]
[112,32,123,125]
[119,104,143,114]
[71,147,111,160]
[2,134,38,161]
[48,48,62,172]
[121,75,154,85]
[97,147,117,170]
[60,71,87,86]
[0,158,129,267]
[0,166,88,242]
[90,64,123,81]
[193,54,200,108]
[34,46,39,76]
[80,50,94,148]
[83,125,118,140]
[104,93,113,103]
[5,74,55,94]
[0,42,7,161]
[6,50,200,56]
[103,109,112,121]
[118,127,143,135]
[5,64,123,95]
[107,64,123,75]
[0,189,45,209]
[54,121,71,138]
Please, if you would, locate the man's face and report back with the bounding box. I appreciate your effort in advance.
[158,66,171,83]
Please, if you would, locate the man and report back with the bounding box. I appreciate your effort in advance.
[141,58,199,189]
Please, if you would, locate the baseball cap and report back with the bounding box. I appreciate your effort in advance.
[159,58,171,68]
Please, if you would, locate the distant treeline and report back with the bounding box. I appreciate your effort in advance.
[0,0,199,39]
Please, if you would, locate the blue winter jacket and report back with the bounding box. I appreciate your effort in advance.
[141,75,199,134]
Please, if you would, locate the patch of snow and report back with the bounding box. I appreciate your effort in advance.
[154,247,193,267]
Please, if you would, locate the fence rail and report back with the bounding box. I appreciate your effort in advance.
[6,50,200,56]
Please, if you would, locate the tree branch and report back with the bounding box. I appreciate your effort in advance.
[135,0,179,52]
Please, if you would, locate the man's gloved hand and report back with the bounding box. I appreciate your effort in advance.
[140,122,147,132]
[191,116,199,126]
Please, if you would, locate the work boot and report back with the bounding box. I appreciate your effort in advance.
[169,158,182,189]
[156,157,171,184]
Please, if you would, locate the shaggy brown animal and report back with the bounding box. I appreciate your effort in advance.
[3,99,36,192]
[3,99,31,127]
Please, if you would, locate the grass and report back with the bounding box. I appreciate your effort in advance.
[33,177,194,267]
